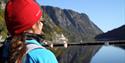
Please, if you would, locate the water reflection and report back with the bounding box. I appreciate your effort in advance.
[91,46,125,63]
[52,45,101,63]
[53,45,125,63]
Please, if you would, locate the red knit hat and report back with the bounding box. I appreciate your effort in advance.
[5,0,42,35]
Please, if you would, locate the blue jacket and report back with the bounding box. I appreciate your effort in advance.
[24,39,58,63]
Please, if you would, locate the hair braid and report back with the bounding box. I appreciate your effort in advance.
[8,34,26,63]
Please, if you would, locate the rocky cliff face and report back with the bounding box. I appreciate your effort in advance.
[43,6,102,42]
[42,6,102,63]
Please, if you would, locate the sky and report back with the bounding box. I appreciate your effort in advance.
[37,0,125,32]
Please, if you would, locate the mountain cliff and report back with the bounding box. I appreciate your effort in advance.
[43,6,102,42]
[42,6,102,63]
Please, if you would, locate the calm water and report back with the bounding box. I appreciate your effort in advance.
[91,46,125,63]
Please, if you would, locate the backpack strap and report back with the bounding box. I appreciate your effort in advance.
[26,44,45,54]
[22,44,45,63]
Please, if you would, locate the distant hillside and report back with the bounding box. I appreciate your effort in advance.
[95,25,125,41]
[95,25,125,50]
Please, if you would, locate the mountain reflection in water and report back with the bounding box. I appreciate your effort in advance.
[56,45,125,63]
[91,46,125,63]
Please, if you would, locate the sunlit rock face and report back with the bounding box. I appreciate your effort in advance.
[42,6,102,63]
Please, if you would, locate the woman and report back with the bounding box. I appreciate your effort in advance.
[4,0,58,63]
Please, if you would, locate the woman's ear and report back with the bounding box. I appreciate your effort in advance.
[32,21,43,34]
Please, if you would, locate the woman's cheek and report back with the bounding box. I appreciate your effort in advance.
[39,22,43,31]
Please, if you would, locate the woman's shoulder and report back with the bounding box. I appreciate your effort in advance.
[25,39,58,63]
[28,48,54,57]
[26,48,58,63]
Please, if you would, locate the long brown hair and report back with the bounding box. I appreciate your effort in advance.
[9,34,26,63]
[8,20,44,63]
